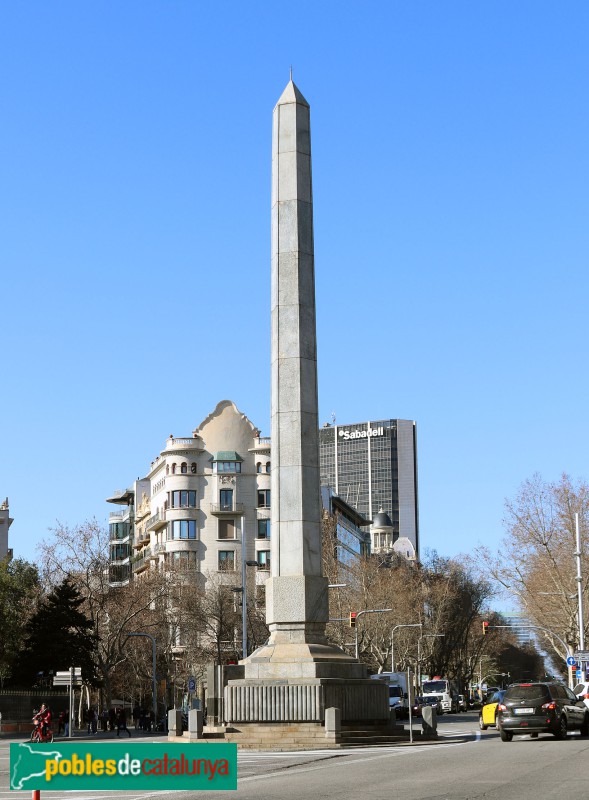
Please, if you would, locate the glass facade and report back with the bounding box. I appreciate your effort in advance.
[319,419,419,554]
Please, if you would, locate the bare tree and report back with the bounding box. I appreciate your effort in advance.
[479,473,589,661]
[37,520,171,706]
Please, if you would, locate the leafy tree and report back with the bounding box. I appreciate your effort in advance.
[13,578,98,686]
[0,558,40,687]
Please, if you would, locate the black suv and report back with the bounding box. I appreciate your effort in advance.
[497,682,589,742]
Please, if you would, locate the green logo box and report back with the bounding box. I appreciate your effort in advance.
[10,742,237,791]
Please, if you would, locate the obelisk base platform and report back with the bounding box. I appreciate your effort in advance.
[225,676,389,724]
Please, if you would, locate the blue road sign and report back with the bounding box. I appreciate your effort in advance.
[576,669,582,681]
[188,677,196,692]
[566,656,577,667]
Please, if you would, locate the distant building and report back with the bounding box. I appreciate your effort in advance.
[0,497,13,561]
[321,487,370,569]
[503,612,535,646]
[107,400,271,598]
[319,418,419,557]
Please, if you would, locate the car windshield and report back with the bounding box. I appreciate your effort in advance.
[573,684,587,695]
[504,685,549,701]
[389,687,403,698]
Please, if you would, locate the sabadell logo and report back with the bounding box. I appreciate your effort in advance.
[338,427,384,440]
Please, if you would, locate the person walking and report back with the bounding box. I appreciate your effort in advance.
[116,707,131,737]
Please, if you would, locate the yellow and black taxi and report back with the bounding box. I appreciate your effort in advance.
[479,689,506,730]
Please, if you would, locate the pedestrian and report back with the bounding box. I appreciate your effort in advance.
[108,707,116,731]
[58,710,66,736]
[116,707,131,737]
[132,704,141,729]
[91,707,98,735]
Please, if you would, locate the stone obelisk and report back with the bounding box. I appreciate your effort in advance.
[267,78,328,648]
[224,81,388,733]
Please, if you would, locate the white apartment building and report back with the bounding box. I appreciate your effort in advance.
[107,401,271,594]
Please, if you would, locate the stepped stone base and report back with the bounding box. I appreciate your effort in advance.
[221,720,406,750]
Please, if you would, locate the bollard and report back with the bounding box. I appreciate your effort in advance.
[32,791,40,799]
[421,706,438,739]
[188,709,203,738]
[167,708,183,737]
[325,707,341,738]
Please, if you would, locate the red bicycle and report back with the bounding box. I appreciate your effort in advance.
[31,719,53,743]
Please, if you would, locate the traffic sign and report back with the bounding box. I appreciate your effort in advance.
[188,677,196,692]
[576,669,583,681]
[53,668,82,686]
[574,651,589,661]
[566,656,577,667]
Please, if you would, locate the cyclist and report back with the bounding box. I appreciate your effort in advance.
[33,703,52,738]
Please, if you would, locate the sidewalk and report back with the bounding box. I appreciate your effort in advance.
[0,727,166,741]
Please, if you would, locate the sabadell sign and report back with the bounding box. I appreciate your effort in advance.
[338,426,385,440]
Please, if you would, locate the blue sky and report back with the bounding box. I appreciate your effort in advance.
[1,2,588,576]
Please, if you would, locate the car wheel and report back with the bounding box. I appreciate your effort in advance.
[580,715,589,738]
[499,728,513,742]
[479,715,488,731]
[554,715,568,740]
[530,733,538,739]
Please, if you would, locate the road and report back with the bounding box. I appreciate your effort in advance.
[1,712,587,799]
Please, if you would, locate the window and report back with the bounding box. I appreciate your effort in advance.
[257,519,270,539]
[169,520,197,540]
[257,489,271,508]
[171,463,176,474]
[213,462,242,473]
[220,489,233,510]
[258,550,270,570]
[181,462,188,474]
[265,462,271,473]
[218,519,236,540]
[170,490,197,508]
[169,551,198,570]
[218,550,235,571]
[191,462,197,474]
[256,462,262,473]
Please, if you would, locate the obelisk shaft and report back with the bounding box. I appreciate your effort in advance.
[267,80,328,642]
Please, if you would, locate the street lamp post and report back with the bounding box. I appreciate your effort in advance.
[391,623,422,672]
[574,513,585,652]
[354,609,393,660]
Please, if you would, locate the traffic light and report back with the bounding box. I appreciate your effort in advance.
[482,620,489,636]
[349,611,357,628]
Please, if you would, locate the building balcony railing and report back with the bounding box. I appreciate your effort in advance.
[210,503,245,516]
[132,548,150,569]
[146,511,167,531]
[164,436,204,453]
[153,543,166,555]
[249,436,271,453]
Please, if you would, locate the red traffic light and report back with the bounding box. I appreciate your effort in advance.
[349,612,357,628]
[482,621,489,636]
